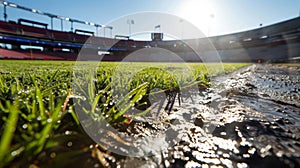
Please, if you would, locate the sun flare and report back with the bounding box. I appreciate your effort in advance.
[179,0,215,35]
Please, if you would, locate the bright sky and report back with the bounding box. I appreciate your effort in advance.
[3,0,300,39]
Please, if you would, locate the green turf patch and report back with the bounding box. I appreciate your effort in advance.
[0,60,249,167]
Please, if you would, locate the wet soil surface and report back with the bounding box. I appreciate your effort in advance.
[104,64,300,168]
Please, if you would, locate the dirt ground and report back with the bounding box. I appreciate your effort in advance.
[94,64,300,168]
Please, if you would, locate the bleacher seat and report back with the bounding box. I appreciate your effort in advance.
[17,24,50,39]
[71,33,89,43]
[0,21,18,34]
[50,30,72,42]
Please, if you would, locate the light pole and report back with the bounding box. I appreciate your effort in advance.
[103,26,112,37]
[154,25,161,32]
[127,19,134,36]
[207,14,215,37]
[109,27,113,38]
[50,16,54,30]
[60,18,63,31]
[179,19,184,39]
[3,3,7,21]
[70,21,74,32]
[95,25,100,36]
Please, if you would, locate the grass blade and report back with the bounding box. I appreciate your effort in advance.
[0,101,19,165]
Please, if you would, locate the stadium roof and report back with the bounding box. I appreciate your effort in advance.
[209,16,300,42]
[0,0,113,29]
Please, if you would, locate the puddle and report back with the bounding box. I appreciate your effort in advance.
[89,64,300,167]
[117,64,300,167]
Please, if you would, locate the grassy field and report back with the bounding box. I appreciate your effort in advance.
[0,60,249,167]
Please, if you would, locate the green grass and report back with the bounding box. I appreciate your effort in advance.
[0,60,249,167]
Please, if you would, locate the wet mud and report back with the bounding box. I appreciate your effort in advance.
[102,64,300,168]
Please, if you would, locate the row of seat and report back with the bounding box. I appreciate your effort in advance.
[0,20,90,44]
[0,48,65,60]
[0,20,153,49]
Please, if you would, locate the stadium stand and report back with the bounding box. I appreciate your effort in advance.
[50,30,72,42]
[0,21,18,34]
[0,48,64,60]
[0,11,299,62]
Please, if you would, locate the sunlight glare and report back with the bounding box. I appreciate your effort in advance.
[179,0,215,36]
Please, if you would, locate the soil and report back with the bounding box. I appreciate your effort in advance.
[92,64,300,168]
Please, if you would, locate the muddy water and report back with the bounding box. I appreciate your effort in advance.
[111,64,300,168]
